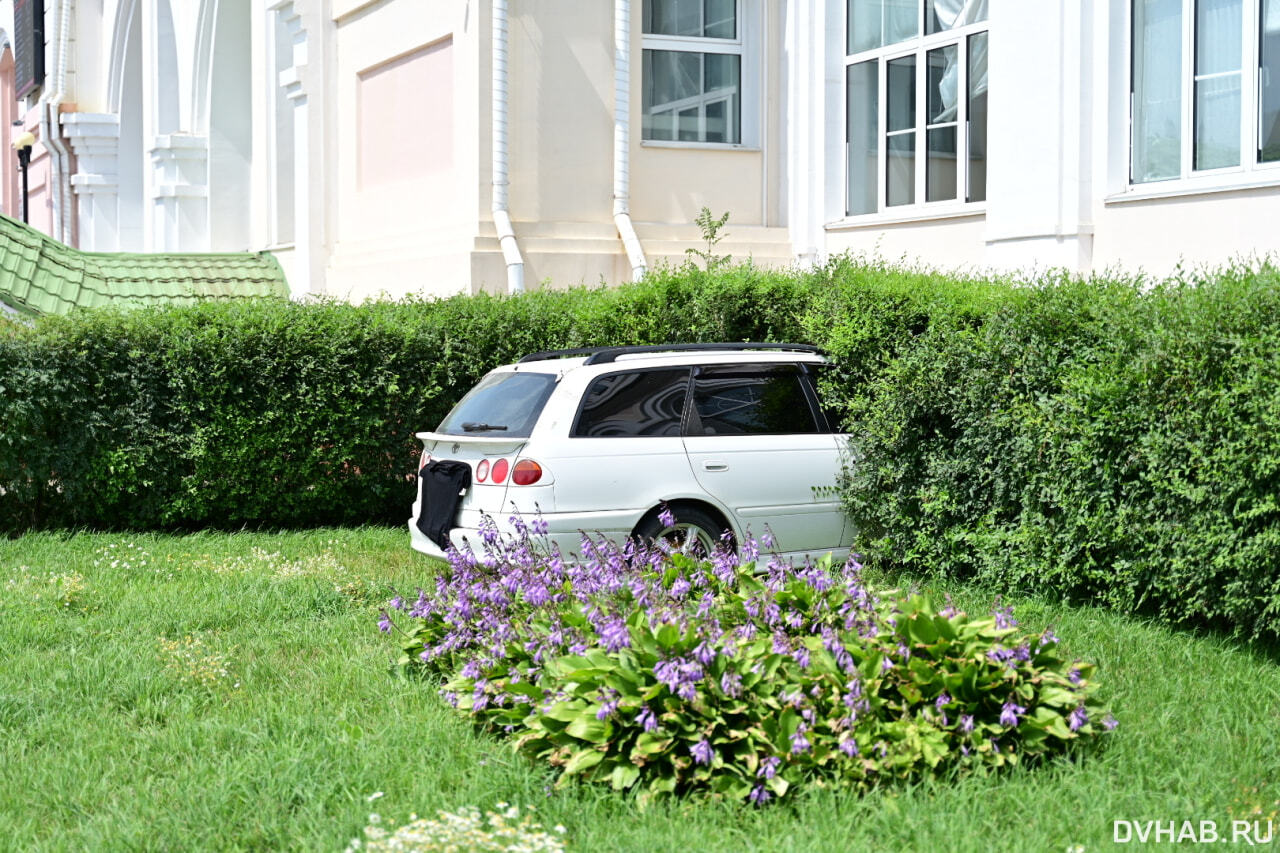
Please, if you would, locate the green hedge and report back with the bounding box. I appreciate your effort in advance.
[847,261,1280,639]
[2,260,973,531]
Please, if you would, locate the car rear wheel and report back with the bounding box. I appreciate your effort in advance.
[634,506,731,559]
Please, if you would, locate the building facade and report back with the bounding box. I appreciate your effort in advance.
[0,0,1276,301]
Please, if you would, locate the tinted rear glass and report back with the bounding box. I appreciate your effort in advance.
[436,371,557,437]
[691,366,821,435]
[573,368,691,437]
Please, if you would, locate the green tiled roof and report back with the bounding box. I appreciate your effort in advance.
[0,213,289,317]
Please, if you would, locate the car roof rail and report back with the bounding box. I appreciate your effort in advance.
[517,342,824,365]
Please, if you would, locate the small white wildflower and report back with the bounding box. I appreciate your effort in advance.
[367,791,384,802]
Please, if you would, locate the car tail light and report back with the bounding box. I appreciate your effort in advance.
[512,459,543,486]
[476,459,490,483]
[418,447,430,471]
[491,458,510,484]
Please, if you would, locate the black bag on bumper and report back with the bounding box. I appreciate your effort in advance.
[416,460,473,550]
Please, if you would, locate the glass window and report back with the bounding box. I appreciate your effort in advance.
[848,0,919,54]
[691,367,820,436]
[926,44,959,202]
[845,0,987,214]
[643,0,743,144]
[573,369,691,437]
[437,372,558,438]
[1131,0,1280,182]
[1263,0,1280,161]
[846,60,879,215]
[1194,0,1243,169]
[1133,0,1184,182]
[967,31,988,202]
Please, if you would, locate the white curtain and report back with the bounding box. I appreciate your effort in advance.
[930,0,988,121]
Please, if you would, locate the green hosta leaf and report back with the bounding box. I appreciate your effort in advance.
[610,763,641,790]
[541,700,589,723]
[563,747,605,775]
[566,715,610,743]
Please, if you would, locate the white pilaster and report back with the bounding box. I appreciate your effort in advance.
[63,113,122,252]
[149,133,209,251]
[984,0,1096,272]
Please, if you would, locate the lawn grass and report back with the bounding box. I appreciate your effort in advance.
[1,527,1277,852]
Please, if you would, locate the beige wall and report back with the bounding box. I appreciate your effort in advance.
[328,0,479,301]
[1092,187,1280,277]
[825,214,990,272]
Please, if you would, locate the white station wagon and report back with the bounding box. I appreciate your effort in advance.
[409,343,853,562]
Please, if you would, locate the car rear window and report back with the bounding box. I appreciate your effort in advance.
[690,365,822,435]
[436,371,558,437]
[573,368,691,437]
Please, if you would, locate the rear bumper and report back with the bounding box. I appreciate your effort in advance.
[408,506,644,560]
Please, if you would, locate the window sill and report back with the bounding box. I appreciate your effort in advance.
[640,140,761,152]
[1107,171,1280,205]
[825,205,986,231]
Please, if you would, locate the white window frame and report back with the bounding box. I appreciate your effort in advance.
[839,4,988,221]
[1121,0,1280,198]
[641,0,761,149]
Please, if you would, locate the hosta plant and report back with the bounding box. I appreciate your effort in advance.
[382,514,1115,804]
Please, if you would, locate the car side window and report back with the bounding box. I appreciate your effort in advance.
[572,368,691,437]
[689,365,822,436]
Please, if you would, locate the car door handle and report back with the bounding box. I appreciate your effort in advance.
[702,461,728,472]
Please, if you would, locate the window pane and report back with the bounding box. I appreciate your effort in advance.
[926,0,989,35]
[574,369,691,438]
[927,127,957,201]
[887,54,916,132]
[848,0,919,54]
[1195,75,1242,168]
[1196,0,1242,76]
[887,133,916,206]
[692,369,820,435]
[705,0,736,38]
[642,51,740,143]
[927,44,958,124]
[1263,0,1280,161]
[967,32,988,202]
[644,0,735,38]
[1132,0,1183,182]
[847,60,879,215]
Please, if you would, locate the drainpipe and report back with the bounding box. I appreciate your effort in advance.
[40,0,75,245]
[613,0,647,281]
[491,0,524,294]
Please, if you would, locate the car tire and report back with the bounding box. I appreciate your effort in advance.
[634,506,733,558]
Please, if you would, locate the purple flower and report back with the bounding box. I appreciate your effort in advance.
[935,692,951,713]
[691,738,715,766]
[693,640,717,666]
[838,737,859,757]
[758,755,781,779]
[792,646,811,669]
[658,505,676,528]
[635,705,658,733]
[960,714,975,734]
[719,670,743,699]
[671,576,692,598]
[1068,705,1088,731]
[1000,701,1026,727]
[993,603,1018,630]
[597,617,630,653]
[1068,668,1084,685]
[389,596,405,611]
[596,699,619,720]
[748,784,772,805]
[1103,714,1119,731]
[377,611,393,634]
[789,728,811,755]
